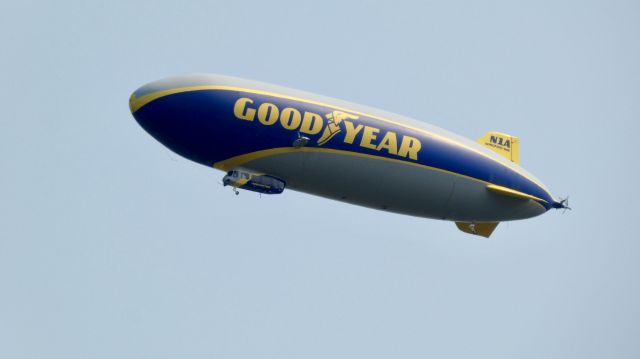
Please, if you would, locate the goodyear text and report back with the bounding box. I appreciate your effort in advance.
[233,97,422,160]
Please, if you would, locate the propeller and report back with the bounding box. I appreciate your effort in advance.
[293,132,310,148]
[559,197,571,213]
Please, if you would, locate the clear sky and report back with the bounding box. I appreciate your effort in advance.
[1,0,639,358]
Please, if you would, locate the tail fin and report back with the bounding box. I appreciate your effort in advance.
[461,131,519,237]
[455,222,499,238]
[477,132,520,164]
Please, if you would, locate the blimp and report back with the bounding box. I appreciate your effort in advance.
[129,74,568,237]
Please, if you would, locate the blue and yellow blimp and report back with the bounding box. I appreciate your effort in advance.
[130,74,568,237]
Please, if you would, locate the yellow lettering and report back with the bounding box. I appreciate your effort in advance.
[257,103,279,125]
[233,98,255,121]
[300,112,323,135]
[360,126,379,149]
[343,121,363,144]
[376,131,398,155]
[398,136,421,160]
[279,107,302,130]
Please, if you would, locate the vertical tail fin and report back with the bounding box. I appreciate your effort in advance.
[455,222,499,238]
[477,132,520,164]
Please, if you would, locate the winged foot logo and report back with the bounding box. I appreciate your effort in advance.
[317,111,359,145]
[233,97,421,160]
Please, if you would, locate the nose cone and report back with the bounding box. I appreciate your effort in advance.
[129,76,188,131]
[129,83,168,132]
[129,75,222,166]
[129,84,182,155]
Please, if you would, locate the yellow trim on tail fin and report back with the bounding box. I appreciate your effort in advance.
[486,184,547,203]
[477,131,520,164]
[455,222,499,238]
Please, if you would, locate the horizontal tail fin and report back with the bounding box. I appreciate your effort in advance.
[486,184,548,204]
[455,222,500,238]
[477,131,520,164]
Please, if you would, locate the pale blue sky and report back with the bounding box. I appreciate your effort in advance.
[1,1,639,358]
